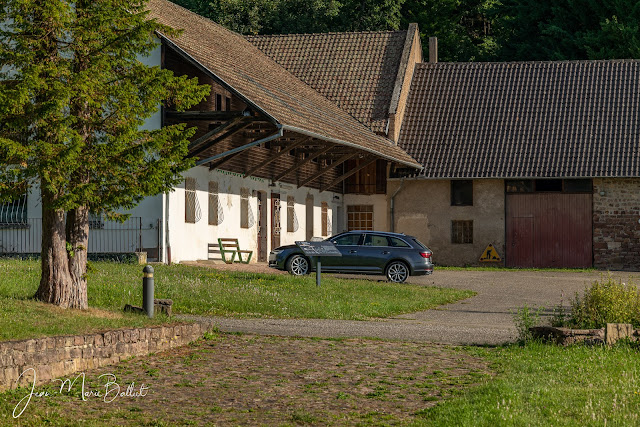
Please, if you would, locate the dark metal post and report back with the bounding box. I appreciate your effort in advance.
[316,257,321,287]
[143,265,154,318]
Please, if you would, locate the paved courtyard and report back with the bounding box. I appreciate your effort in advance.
[190,267,640,345]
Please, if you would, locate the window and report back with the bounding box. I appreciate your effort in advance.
[505,179,593,193]
[0,194,27,225]
[287,196,298,232]
[389,237,411,248]
[215,94,222,111]
[364,234,388,246]
[305,194,314,240]
[451,180,473,206]
[321,202,328,236]
[240,187,249,229]
[0,195,26,224]
[347,205,373,231]
[208,181,222,226]
[184,178,197,224]
[451,220,473,244]
[225,96,231,111]
[89,212,104,229]
[332,233,362,246]
[345,159,387,194]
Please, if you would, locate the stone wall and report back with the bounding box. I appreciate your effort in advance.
[0,321,216,392]
[593,178,640,270]
[388,178,505,266]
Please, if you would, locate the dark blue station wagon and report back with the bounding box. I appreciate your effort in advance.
[268,231,433,283]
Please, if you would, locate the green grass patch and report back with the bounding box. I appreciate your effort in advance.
[0,259,473,341]
[418,342,640,426]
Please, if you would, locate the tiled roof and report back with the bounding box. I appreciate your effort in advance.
[148,0,420,168]
[246,31,408,134]
[399,61,640,178]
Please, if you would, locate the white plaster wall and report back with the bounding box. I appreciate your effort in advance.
[165,166,339,263]
[342,194,388,232]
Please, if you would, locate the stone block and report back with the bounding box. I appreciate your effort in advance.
[74,336,84,346]
[605,323,634,345]
[84,335,94,346]
[51,361,65,379]
[36,339,47,353]
[46,337,56,349]
[124,330,131,343]
[94,334,104,347]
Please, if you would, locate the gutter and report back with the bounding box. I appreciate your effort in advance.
[389,178,405,233]
[196,126,283,166]
[280,124,422,170]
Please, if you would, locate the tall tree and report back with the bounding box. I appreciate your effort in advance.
[0,0,209,309]
[494,0,640,60]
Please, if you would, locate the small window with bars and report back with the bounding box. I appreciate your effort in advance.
[208,181,223,226]
[287,196,298,232]
[321,202,329,236]
[451,220,473,244]
[89,212,104,229]
[347,205,373,231]
[240,187,249,229]
[0,194,27,225]
[185,177,197,224]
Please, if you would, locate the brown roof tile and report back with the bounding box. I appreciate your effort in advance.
[246,31,408,134]
[148,0,420,168]
[399,61,640,178]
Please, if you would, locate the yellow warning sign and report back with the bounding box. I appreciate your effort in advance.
[479,244,502,262]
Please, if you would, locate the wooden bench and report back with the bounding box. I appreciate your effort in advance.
[208,238,253,264]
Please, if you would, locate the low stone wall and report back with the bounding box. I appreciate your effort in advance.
[0,321,216,392]
[531,323,638,346]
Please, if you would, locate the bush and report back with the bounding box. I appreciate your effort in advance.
[570,276,640,329]
[512,304,544,343]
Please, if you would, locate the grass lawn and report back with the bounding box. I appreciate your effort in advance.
[0,259,473,341]
[419,341,640,426]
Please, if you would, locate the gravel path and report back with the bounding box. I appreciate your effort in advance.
[180,264,640,345]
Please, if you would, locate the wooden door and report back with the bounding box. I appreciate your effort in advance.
[257,191,268,262]
[506,193,592,268]
[271,193,281,250]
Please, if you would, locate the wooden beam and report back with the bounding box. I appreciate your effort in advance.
[272,144,335,182]
[188,120,253,158]
[165,110,245,121]
[320,157,377,193]
[297,152,359,188]
[244,137,311,178]
[208,151,243,171]
[188,116,246,151]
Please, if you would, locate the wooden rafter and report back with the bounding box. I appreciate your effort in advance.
[297,152,359,188]
[272,144,336,182]
[189,119,254,158]
[320,157,377,193]
[208,150,243,170]
[243,137,311,178]
[188,116,246,151]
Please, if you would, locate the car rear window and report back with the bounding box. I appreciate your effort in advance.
[411,238,428,249]
[388,237,410,248]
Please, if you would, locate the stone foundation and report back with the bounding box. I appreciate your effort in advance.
[593,178,640,270]
[530,323,638,346]
[0,320,216,392]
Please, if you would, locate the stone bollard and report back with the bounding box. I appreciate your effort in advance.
[143,265,154,318]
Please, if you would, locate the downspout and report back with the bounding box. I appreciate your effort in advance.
[165,191,171,265]
[390,178,405,233]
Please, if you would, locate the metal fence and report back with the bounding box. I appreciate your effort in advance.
[0,217,143,255]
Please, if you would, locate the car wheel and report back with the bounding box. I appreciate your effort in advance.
[385,261,409,283]
[286,255,310,276]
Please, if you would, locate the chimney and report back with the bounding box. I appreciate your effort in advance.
[429,37,438,63]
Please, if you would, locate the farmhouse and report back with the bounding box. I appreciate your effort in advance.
[2,0,639,270]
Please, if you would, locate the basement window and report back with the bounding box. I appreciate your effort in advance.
[451,220,473,244]
[451,180,473,206]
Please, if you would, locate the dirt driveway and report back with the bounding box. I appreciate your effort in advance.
[194,268,640,345]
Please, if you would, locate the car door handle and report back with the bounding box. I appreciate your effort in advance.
[381,251,390,255]
[349,250,357,254]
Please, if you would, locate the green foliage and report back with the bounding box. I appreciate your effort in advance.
[0,0,210,212]
[493,0,640,60]
[570,277,640,329]
[511,304,543,343]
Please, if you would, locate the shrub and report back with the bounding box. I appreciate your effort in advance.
[512,304,544,343]
[570,276,640,329]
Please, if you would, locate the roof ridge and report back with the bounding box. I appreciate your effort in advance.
[245,29,408,39]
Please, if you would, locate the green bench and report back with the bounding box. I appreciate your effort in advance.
[208,238,253,264]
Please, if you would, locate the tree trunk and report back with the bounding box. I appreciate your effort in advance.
[66,207,89,310]
[34,197,75,307]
